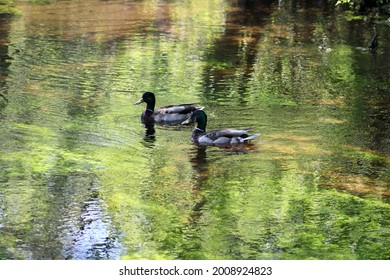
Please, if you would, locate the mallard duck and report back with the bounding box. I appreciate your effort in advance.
[134,92,200,125]
[182,109,260,145]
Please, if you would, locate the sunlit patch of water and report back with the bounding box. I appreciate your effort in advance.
[59,187,122,259]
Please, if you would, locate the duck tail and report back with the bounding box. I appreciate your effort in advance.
[241,133,260,142]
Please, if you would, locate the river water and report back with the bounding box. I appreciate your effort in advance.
[0,0,389,259]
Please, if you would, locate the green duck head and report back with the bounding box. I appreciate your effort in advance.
[182,109,207,131]
[134,92,156,111]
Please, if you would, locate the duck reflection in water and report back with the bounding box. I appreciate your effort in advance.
[188,145,209,222]
[187,140,259,224]
[143,122,156,144]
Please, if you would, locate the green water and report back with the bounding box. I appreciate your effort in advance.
[0,0,389,260]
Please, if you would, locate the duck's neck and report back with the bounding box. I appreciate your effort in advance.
[145,101,155,112]
[195,112,207,132]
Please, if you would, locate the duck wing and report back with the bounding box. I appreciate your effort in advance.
[206,129,250,141]
[156,103,198,114]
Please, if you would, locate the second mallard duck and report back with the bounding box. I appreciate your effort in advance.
[182,109,260,145]
[134,92,200,126]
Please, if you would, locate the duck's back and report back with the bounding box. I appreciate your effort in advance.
[156,103,198,114]
[153,103,197,125]
[206,129,251,140]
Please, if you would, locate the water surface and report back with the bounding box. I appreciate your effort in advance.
[0,0,389,259]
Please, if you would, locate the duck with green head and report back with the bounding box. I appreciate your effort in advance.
[134,92,200,126]
[182,109,260,145]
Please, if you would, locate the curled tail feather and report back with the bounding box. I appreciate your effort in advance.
[241,133,260,142]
